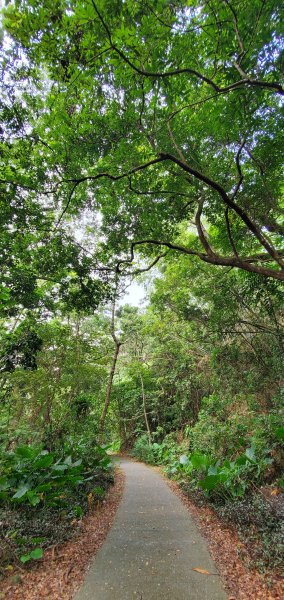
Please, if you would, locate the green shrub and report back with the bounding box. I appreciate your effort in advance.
[132,432,187,466]
[132,435,157,463]
[0,442,111,508]
[0,440,112,567]
[217,494,284,572]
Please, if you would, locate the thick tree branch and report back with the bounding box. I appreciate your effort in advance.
[195,200,215,257]
[56,156,167,226]
[159,152,284,269]
[56,150,284,272]
[118,252,168,276]
[127,240,284,280]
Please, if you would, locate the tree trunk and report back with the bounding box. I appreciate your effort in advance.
[99,278,121,434]
[99,339,121,433]
[140,374,151,444]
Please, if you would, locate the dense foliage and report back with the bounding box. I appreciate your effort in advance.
[1,0,284,293]
[0,439,112,568]
[0,0,283,584]
[125,258,283,572]
[0,313,114,572]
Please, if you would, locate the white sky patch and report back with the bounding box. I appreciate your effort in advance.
[119,281,147,307]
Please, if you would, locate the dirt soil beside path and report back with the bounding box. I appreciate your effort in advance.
[1,458,282,600]
[0,468,125,600]
[167,478,284,600]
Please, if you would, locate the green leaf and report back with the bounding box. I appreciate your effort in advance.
[207,465,218,475]
[199,474,221,491]
[245,446,256,463]
[35,482,53,492]
[15,446,37,459]
[20,554,31,563]
[31,537,47,544]
[51,464,68,471]
[275,427,284,441]
[0,476,10,492]
[30,548,43,560]
[190,452,210,471]
[26,491,41,506]
[12,483,30,499]
[235,455,247,466]
[0,286,10,300]
[20,548,43,563]
[34,454,54,468]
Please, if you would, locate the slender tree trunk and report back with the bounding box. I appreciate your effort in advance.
[140,373,151,444]
[99,278,121,434]
[99,339,121,433]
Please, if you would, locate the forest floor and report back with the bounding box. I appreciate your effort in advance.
[1,457,283,600]
[0,468,125,600]
[167,478,283,600]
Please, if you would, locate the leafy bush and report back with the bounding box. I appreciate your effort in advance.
[0,442,111,508]
[131,435,158,463]
[132,433,186,466]
[0,441,112,568]
[184,395,284,465]
[133,428,283,502]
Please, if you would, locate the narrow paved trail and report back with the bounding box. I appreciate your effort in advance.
[74,458,227,600]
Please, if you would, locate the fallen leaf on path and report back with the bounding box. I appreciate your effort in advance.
[192,567,211,575]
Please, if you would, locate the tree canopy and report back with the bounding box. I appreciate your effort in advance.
[1,0,283,320]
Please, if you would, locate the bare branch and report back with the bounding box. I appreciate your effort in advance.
[128,177,192,199]
[223,0,245,61]
[225,207,239,258]
[244,145,265,176]
[232,139,246,199]
[167,122,188,164]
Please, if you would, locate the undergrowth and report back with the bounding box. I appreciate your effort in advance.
[132,411,284,574]
[0,437,113,576]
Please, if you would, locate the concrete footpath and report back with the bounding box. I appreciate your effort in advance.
[74,458,227,600]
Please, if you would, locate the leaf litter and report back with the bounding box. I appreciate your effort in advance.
[167,478,284,600]
[0,468,125,600]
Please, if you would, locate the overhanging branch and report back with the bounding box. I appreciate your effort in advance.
[125,239,284,281]
[159,152,284,270]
